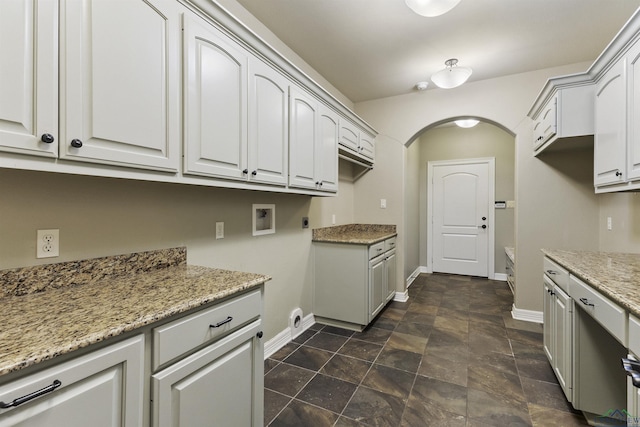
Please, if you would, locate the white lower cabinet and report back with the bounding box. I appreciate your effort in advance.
[0,335,144,427]
[542,273,573,402]
[314,237,396,329]
[152,320,263,427]
[0,288,264,426]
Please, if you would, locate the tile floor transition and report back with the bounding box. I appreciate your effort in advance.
[263,273,590,426]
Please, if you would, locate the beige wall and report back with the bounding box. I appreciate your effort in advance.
[598,192,640,252]
[416,123,515,276]
[404,138,421,282]
[0,169,317,341]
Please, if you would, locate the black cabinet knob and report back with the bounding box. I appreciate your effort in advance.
[251,170,257,176]
[242,169,248,174]
[70,139,83,148]
[41,133,55,144]
[616,170,623,177]
[481,224,487,229]
[482,216,486,221]
[257,331,263,339]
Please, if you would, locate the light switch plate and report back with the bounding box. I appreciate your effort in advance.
[216,222,224,239]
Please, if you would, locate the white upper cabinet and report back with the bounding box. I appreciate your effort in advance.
[289,86,318,190]
[248,58,289,186]
[339,119,375,162]
[60,0,180,171]
[594,58,627,187]
[317,106,339,192]
[0,0,58,158]
[184,13,289,187]
[183,12,248,181]
[627,40,640,182]
[288,87,338,192]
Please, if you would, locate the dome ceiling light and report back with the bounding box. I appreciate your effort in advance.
[431,58,472,89]
[455,119,480,128]
[405,0,462,17]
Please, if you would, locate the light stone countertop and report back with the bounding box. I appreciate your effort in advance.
[505,247,515,263]
[312,224,397,245]
[542,249,640,318]
[0,248,270,377]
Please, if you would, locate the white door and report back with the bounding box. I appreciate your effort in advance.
[430,159,492,277]
[288,86,318,190]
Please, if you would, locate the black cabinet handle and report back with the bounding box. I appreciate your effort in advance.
[41,133,55,144]
[579,297,594,307]
[70,139,83,148]
[242,169,248,174]
[546,270,558,275]
[0,379,62,408]
[616,170,623,177]
[257,331,263,339]
[210,316,233,328]
[481,216,486,221]
[251,170,257,176]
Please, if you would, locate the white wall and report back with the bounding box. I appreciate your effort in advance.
[598,192,640,252]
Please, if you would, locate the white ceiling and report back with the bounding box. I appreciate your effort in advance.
[234,0,640,103]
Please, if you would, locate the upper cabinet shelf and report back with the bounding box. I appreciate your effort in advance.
[528,74,595,156]
[0,0,376,197]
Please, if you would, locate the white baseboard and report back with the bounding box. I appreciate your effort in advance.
[511,304,543,324]
[494,272,508,281]
[394,290,409,302]
[264,313,316,359]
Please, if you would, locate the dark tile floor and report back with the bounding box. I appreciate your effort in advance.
[263,273,589,426]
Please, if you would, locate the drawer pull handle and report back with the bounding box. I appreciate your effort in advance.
[546,270,558,275]
[579,297,595,307]
[0,379,62,408]
[210,316,233,328]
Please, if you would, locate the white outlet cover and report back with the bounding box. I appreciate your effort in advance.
[216,222,224,239]
[37,229,59,258]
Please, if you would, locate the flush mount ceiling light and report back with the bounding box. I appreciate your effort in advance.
[405,0,461,17]
[455,119,479,128]
[431,58,472,89]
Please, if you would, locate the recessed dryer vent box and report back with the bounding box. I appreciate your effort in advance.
[252,204,275,236]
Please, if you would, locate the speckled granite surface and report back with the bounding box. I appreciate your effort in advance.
[0,248,270,377]
[505,247,515,263]
[312,224,397,244]
[542,249,640,318]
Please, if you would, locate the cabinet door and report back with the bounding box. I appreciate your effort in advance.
[248,59,289,186]
[183,13,248,180]
[553,285,573,402]
[339,120,359,152]
[369,256,385,321]
[317,107,339,192]
[359,132,375,160]
[385,250,397,303]
[595,58,627,186]
[60,0,180,171]
[0,336,144,427]
[289,87,318,190]
[0,0,57,158]
[533,96,557,149]
[543,277,554,363]
[152,320,263,427]
[628,41,640,181]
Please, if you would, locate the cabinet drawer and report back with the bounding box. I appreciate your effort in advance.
[544,257,569,292]
[629,315,640,356]
[569,275,626,345]
[384,237,396,252]
[153,289,262,370]
[369,242,385,259]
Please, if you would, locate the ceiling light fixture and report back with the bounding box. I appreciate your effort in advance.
[415,81,429,91]
[405,0,461,17]
[431,58,472,89]
[455,119,479,128]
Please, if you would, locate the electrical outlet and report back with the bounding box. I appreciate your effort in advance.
[216,222,224,239]
[37,229,59,258]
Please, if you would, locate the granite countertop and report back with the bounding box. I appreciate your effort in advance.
[312,224,397,245]
[0,247,270,377]
[505,247,515,263]
[542,249,640,318]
